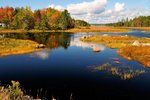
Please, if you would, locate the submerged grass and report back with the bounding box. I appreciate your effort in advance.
[95,63,145,80]
[81,35,150,67]
[0,38,40,56]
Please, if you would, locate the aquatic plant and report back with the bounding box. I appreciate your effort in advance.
[94,63,145,80]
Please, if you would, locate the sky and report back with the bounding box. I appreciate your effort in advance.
[1,0,150,24]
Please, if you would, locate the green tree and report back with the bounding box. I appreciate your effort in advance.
[40,14,48,30]
[58,10,74,30]
[34,10,41,29]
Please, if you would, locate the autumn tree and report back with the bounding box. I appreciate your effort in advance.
[34,10,41,29]
[11,7,34,29]
[0,6,14,28]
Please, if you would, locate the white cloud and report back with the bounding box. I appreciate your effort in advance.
[114,3,125,12]
[48,4,64,11]
[48,0,150,24]
[67,0,107,15]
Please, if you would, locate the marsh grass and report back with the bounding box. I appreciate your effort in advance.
[95,63,145,80]
[0,38,39,56]
[0,26,130,33]
[118,46,150,67]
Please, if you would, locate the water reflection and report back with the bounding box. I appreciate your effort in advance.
[30,49,50,60]
[70,37,106,51]
[3,32,71,49]
[93,63,145,80]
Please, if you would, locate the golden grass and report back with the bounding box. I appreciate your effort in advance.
[81,35,150,67]
[0,38,40,56]
[118,46,150,67]
[95,63,145,80]
[80,35,150,48]
[0,26,130,33]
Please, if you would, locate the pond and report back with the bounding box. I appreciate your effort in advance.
[0,30,150,100]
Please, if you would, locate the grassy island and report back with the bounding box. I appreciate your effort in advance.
[81,35,150,67]
[0,38,40,56]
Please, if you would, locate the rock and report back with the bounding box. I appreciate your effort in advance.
[36,44,45,48]
[113,61,120,64]
[103,34,108,36]
[82,36,88,39]
[93,47,101,52]
[132,40,140,46]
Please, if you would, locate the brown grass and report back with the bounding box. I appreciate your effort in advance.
[0,26,130,33]
[0,38,40,56]
[118,46,150,67]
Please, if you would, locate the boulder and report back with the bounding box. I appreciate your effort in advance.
[82,36,87,39]
[113,61,120,64]
[36,44,45,48]
[132,40,140,46]
[103,34,108,36]
[93,47,101,52]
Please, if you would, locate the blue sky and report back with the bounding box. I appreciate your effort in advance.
[1,0,149,10]
[1,0,150,23]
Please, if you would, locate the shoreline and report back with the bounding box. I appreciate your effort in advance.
[0,27,130,33]
[122,27,150,32]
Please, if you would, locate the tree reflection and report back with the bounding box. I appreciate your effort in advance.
[94,63,145,80]
[3,32,71,49]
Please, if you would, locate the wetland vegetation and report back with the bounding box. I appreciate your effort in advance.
[81,35,150,67]
[0,2,150,100]
[93,63,145,80]
[0,37,40,56]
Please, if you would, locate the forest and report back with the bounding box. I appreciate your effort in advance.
[107,16,150,27]
[0,6,90,30]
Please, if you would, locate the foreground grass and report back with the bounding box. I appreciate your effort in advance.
[81,35,150,67]
[0,26,130,33]
[0,81,34,100]
[0,38,40,56]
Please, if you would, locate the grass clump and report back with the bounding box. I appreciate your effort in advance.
[0,81,33,100]
[95,63,145,80]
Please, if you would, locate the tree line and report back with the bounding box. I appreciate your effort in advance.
[0,6,90,30]
[106,16,150,27]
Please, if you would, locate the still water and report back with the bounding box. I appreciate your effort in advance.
[1,31,150,100]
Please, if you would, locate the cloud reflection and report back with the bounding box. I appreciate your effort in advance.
[30,49,50,60]
[70,37,105,51]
